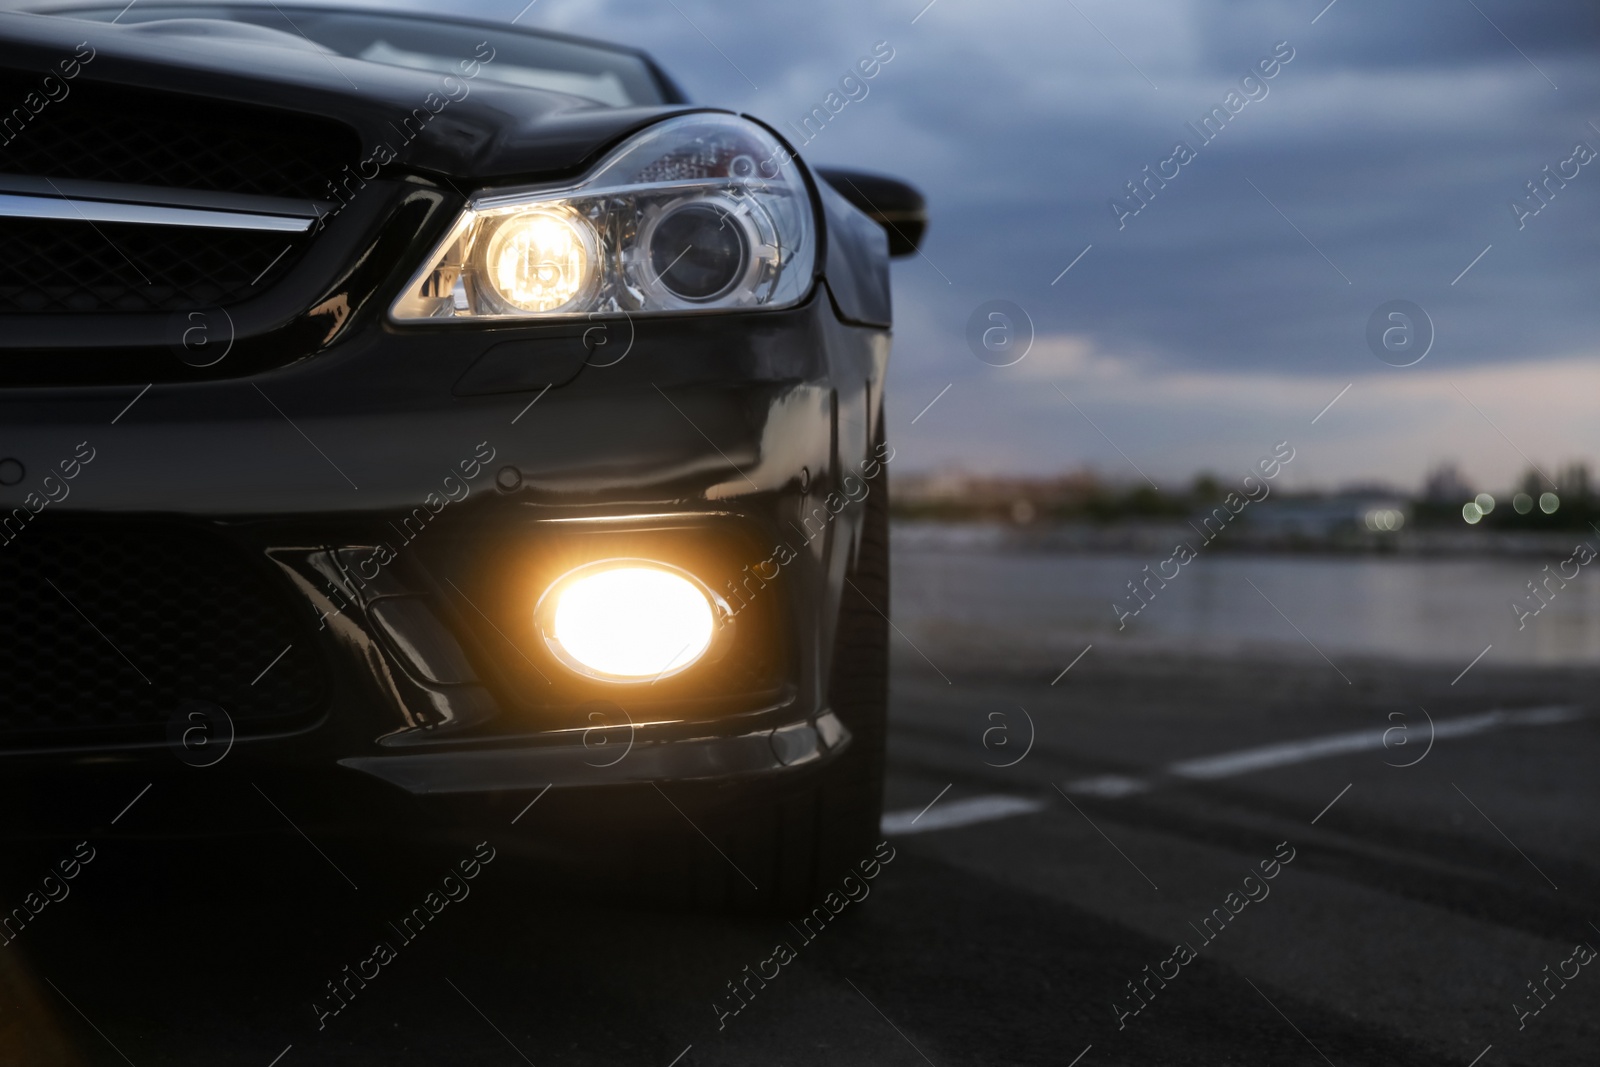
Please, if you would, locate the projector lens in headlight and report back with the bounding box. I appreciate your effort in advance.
[483,209,596,312]
[648,201,749,301]
[540,563,719,682]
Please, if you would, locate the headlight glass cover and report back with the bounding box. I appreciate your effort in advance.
[390,114,816,321]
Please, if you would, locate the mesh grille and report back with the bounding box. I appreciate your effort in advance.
[0,518,327,746]
[0,218,304,314]
[0,74,360,198]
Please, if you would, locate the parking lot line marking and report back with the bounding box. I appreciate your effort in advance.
[1053,785,1160,891]
[883,794,1044,836]
[267,1045,292,1067]
[1466,1044,1492,1067]
[1061,774,1149,798]
[1067,1044,1092,1067]
[1452,782,1558,891]
[1311,783,1353,825]
[665,1045,692,1067]
[1170,706,1581,781]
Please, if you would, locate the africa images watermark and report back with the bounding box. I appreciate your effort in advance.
[1508,132,1595,230]
[314,41,497,231]
[712,840,898,1030]
[311,841,497,1030]
[1112,841,1297,1031]
[1111,40,1297,230]
[721,440,895,617]
[0,841,97,949]
[1512,539,1596,631]
[0,40,96,146]
[314,440,498,631]
[1114,441,1296,630]
[1513,933,1595,1032]
[758,41,896,179]
[0,441,98,548]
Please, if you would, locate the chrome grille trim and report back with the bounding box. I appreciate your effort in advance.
[0,192,315,232]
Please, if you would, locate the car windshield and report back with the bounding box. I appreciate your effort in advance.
[56,4,667,106]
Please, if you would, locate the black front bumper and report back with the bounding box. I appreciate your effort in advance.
[0,290,888,835]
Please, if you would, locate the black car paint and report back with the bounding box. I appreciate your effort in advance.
[0,5,895,829]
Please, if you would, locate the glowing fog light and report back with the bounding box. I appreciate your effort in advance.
[539,562,719,682]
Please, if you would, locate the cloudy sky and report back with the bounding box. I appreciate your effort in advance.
[460,0,1594,491]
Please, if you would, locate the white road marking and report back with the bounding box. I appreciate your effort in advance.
[882,794,1046,836]
[1170,706,1581,780]
[1062,774,1149,798]
[1058,706,1585,796]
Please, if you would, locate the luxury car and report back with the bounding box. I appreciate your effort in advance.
[0,2,924,910]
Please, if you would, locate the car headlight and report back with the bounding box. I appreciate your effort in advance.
[390,113,816,321]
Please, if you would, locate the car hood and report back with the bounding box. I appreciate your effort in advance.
[0,10,703,184]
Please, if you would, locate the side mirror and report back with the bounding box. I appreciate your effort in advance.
[815,167,927,258]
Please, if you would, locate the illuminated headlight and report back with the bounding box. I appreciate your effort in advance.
[391,114,815,321]
[482,208,597,312]
[535,561,728,683]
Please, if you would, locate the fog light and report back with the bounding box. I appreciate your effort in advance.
[538,561,720,682]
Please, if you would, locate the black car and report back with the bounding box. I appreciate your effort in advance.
[0,2,924,910]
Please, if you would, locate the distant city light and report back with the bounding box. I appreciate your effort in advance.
[1513,493,1533,515]
[1364,508,1404,532]
[1474,492,1495,514]
[1540,492,1560,514]
[1462,502,1483,525]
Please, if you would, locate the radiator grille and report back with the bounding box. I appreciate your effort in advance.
[0,74,360,198]
[0,518,327,746]
[0,218,305,314]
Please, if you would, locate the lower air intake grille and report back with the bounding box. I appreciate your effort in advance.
[0,218,304,314]
[0,518,326,747]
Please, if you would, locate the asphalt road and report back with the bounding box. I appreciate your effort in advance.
[2,646,1597,1066]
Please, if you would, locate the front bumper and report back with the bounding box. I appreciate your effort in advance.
[0,290,888,832]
